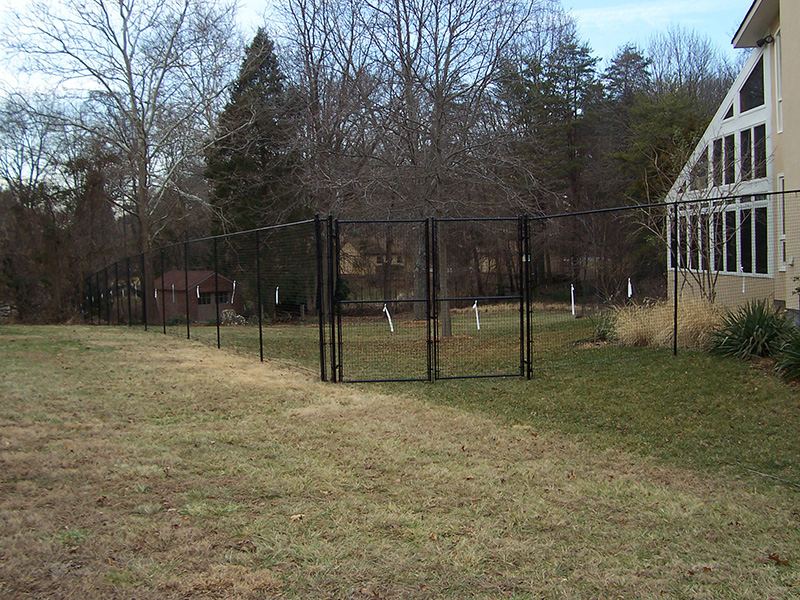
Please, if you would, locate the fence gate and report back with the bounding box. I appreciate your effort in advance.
[330,217,529,382]
[432,218,527,379]
[332,219,432,383]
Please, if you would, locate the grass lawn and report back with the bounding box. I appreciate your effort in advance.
[1,324,799,599]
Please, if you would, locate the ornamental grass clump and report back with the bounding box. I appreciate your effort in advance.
[710,300,789,360]
[613,299,722,350]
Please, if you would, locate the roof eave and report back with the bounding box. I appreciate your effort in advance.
[732,0,779,48]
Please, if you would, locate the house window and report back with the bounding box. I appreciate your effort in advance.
[755,206,768,274]
[741,208,752,273]
[712,139,723,186]
[724,135,735,184]
[712,211,724,271]
[198,291,230,305]
[690,147,708,191]
[753,124,767,178]
[723,105,734,120]
[725,210,737,273]
[740,56,764,112]
[740,129,752,181]
[672,196,768,276]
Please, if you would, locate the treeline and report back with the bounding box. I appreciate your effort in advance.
[0,0,740,322]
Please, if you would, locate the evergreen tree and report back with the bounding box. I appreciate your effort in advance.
[206,29,301,234]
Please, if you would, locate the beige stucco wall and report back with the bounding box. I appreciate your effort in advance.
[775,1,800,309]
[668,272,779,309]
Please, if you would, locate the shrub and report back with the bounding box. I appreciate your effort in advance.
[776,331,800,381]
[592,314,616,343]
[166,315,191,326]
[613,299,722,351]
[710,300,789,360]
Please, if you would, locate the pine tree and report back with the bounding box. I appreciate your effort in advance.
[206,29,301,233]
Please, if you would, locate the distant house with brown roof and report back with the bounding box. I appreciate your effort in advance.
[153,270,243,323]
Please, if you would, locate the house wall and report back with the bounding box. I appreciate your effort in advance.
[156,279,244,323]
[664,1,800,309]
[777,1,800,309]
[668,272,777,308]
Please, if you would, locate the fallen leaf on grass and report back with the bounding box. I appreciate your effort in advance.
[290,513,305,522]
[768,552,790,566]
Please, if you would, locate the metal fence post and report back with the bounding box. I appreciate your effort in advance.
[673,203,679,357]
[104,266,110,325]
[256,229,264,363]
[314,216,327,381]
[524,215,532,380]
[141,252,148,331]
[214,237,220,349]
[425,218,433,382]
[87,276,93,325]
[327,215,338,382]
[160,248,166,335]
[431,218,439,380]
[114,261,121,325]
[184,242,191,339]
[126,257,133,327]
[518,216,525,378]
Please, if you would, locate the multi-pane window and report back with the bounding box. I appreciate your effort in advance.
[670,196,769,275]
[198,291,230,305]
[707,124,766,188]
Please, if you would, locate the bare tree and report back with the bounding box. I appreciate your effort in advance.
[281,0,554,330]
[5,0,241,256]
[647,25,736,119]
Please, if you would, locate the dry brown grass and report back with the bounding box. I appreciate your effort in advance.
[1,325,798,599]
[612,299,724,350]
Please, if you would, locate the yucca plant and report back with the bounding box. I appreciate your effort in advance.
[710,300,789,360]
[776,332,800,381]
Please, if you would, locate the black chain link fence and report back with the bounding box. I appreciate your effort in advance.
[86,193,800,381]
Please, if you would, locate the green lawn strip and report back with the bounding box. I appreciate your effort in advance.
[399,346,800,489]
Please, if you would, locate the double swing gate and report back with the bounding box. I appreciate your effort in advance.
[326,216,534,383]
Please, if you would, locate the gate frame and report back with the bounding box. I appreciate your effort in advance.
[328,216,530,383]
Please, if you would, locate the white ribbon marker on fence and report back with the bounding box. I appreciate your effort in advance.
[382,303,394,333]
[172,284,175,303]
[154,288,158,300]
[231,280,236,304]
[196,285,200,299]
[628,278,633,298]
[741,266,746,294]
[570,284,576,317]
[473,299,481,331]
[275,286,280,305]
